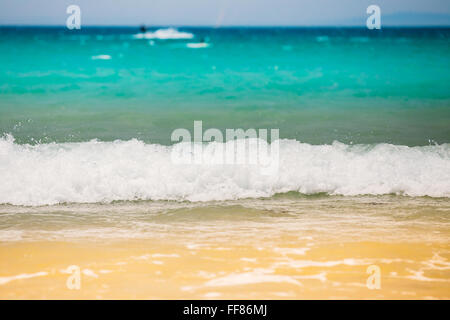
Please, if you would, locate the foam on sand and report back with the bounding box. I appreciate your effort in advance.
[0,272,48,285]
[204,268,302,287]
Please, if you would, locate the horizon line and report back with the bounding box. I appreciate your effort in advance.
[1,24,450,28]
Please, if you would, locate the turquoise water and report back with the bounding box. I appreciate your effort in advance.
[0,27,449,205]
[1,27,449,146]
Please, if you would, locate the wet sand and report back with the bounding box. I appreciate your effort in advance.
[1,196,449,299]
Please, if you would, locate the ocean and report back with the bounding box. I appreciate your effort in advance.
[0,27,449,299]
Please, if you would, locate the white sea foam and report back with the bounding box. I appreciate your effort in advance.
[0,135,449,206]
[274,258,368,269]
[91,55,112,60]
[133,28,194,40]
[186,42,211,49]
[82,269,99,278]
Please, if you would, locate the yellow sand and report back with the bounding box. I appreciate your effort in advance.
[1,238,449,299]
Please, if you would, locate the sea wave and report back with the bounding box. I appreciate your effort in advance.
[0,134,449,206]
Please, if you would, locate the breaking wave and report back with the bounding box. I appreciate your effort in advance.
[0,134,449,206]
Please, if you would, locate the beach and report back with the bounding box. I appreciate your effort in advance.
[0,27,449,299]
[1,196,449,299]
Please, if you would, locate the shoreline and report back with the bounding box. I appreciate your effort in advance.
[1,196,449,299]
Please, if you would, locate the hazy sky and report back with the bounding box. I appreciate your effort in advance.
[1,0,449,26]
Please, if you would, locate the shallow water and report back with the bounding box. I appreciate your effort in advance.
[1,27,449,146]
[0,195,449,243]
